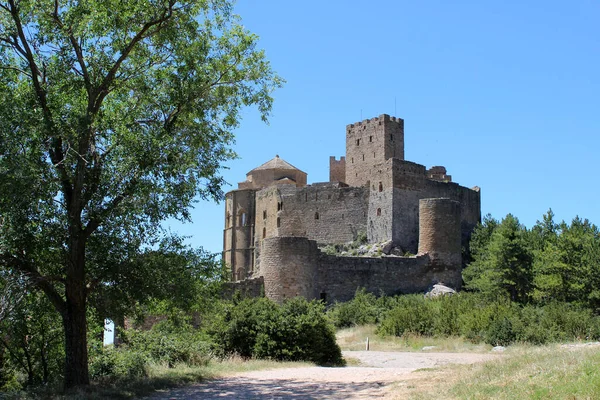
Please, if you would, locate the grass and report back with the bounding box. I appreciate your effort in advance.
[336,324,491,353]
[5,357,314,400]
[387,343,600,399]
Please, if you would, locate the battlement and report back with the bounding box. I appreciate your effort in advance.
[346,114,404,129]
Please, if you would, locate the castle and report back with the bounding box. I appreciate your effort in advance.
[223,114,481,303]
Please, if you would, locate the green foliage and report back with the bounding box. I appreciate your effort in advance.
[0,0,282,387]
[531,213,600,310]
[0,279,64,388]
[374,293,600,346]
[464,210,600,311]
[89,347,149,380]
[124,320,213,368]
[88,317,212,383]
[328,288,384,328]
[209,297,343,366]
[354,231,368,245]
[463,214,533,302]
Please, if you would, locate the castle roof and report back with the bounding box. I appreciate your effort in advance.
[247,155,305,175]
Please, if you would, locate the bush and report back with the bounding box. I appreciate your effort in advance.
[89,347,148,380]
[377,295,436,337]
[372,292,600,346]
[328,289,381,328]
[210,297,343,366]
[123,320,213,367]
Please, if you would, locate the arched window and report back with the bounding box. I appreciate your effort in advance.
[314,212,319,220]
[277,217,281,228]
[238,210,247,226]
[377,208,381,216]
[263,227,266,239]
[378,182,383,192]
[263,210,267,220]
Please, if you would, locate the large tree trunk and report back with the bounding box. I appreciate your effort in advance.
[62,240,90,389]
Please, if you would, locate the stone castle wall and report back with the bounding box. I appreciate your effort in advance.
[418,198,462,276]
[254,183,369,246]
[329,156,346,183]
[228,198,464,303]
[260,237,319,302]
[223,189,256,280]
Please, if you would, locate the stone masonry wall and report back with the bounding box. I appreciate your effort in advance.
[317,253,461,303]
[418,198,462,287]
[345,115,404,187]
[223,189,256,280]
[329,156,346,183]
[254,183,369,247]
[222,276,264,299]
[260,237,319,302]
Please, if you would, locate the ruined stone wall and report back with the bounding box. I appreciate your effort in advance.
[223,189,256,280]
[329,156,346,183]
[222,276,264,299]
[345,115,404,187]
[260,237,319,302]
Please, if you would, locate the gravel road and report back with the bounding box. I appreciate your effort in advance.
[146,351,497,399]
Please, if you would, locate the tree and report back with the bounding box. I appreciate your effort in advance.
[0,0,282,388]
[532,216,600,309]
[463,214,533,303]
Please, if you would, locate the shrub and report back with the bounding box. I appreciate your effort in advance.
[328,289,381,328]
[210,297,343,366]
[124,320,213,367]
[377,295,436,337]
[372,292,600,346]
[89,347,148,380]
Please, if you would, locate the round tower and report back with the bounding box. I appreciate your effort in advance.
[260,237,319,303]
[418,198,462,272]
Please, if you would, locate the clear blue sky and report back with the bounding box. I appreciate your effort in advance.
[170,0,600,255]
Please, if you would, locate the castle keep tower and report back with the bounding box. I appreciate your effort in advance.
[345,114,404,187]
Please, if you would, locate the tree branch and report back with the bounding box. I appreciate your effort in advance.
[6,0,74,212]
[92,1,176,113]
[0,253,66,317]
[83,177,139,238]
[51,0,91,93]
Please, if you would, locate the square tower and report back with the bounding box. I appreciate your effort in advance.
[345,114,404,187]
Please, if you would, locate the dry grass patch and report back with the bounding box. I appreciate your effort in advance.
[386,343,600,399]
[337,325,490,353]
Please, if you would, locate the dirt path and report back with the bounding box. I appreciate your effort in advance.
[146,351,498,399]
